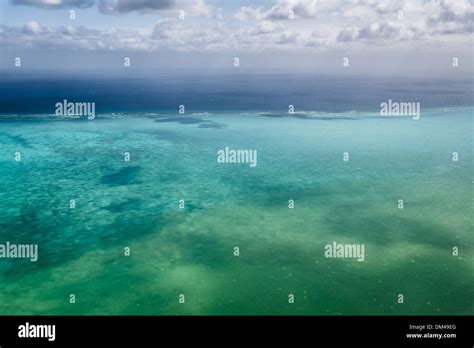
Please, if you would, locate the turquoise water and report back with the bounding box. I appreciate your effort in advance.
[0,108,472,315]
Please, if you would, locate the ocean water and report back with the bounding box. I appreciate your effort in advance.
[1,73,473,115]
[0,105,472,315]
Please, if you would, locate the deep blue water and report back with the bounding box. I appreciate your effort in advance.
[1,73,473,115]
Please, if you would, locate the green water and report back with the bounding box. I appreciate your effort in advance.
[0,109,472,315]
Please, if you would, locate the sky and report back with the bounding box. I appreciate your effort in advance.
[0,0,473,76]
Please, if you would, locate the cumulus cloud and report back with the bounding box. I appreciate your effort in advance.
[332,0,474,43]
[151,19,234,50]
[249,21,284,36]
[3,0,474,53]
[275,31,299,44]
[428,0,474,34]
[98,0,177,14]
[234,5,263,21]
[372,0,405,15]
[12,0,95,9]
[233,0,322,21]
[12,0,213,15]
[337,27,359,42]
[22,20,43,35]
[337,22,419,43]
[264,0,319,20]
[359,22,401,40]
[1,21,151,50]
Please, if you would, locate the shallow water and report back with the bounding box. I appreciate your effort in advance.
[0,109,472,315]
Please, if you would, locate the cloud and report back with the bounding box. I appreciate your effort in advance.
[358,22,402,40]
[3,0,474,53]
[233,0,322,21]
[372,0,405,15]
[264,0,319,20]
[337,27,359,42]
[12,0,95,9]
[1,21,151,50]
[249,21,284,36]
[428,0,474,34]
[275,31,299,44]
[334,0,473,42]
[98,0,177,14]
[234,5,263,21]
[151,19,238,50]
[22,21,43,35]
[337,22,421,43]
[11,0,213,16]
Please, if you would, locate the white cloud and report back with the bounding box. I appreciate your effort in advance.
[234,5,263,21]
[264,0,319,20]
[12,0,95,9]
[12,0,213,16]
[3,0,474,53]
[249,21,284,36]
[233,0,323,21]
[22,21,43,35]
[98,0,177,14]
[428,0,474,34]
[2,21,151,50]
[275,31,300,44]
[151,19,234,50]
[337,27,359,42]
[358,22,401,40]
